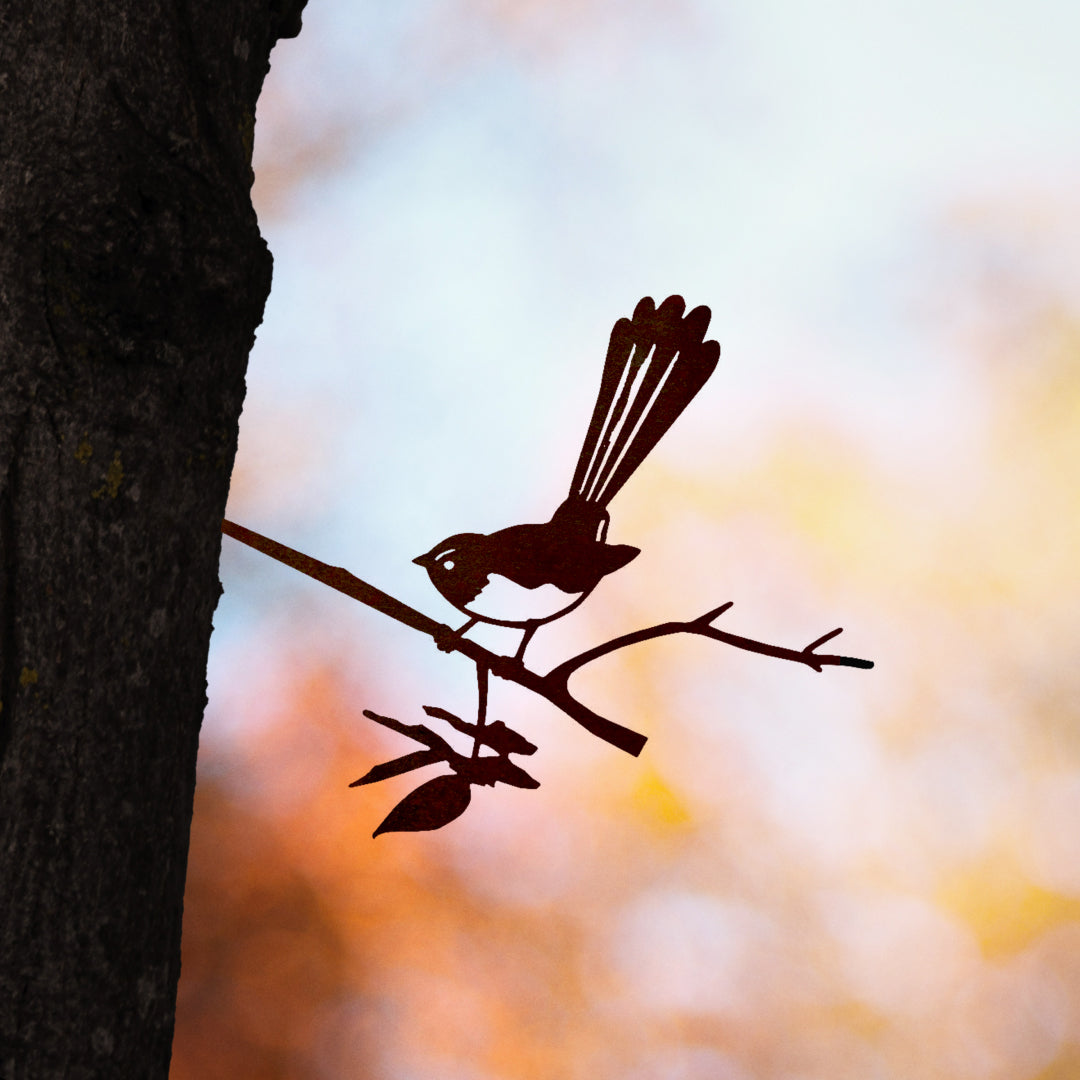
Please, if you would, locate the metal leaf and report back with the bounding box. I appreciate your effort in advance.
[372,774,472,837]
[480,721,537,757]
[349,749,443,787]
[455,755,540,790]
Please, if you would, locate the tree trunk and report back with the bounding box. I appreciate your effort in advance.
[0,2,306,1075]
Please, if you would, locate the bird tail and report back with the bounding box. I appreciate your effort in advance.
[567,295,720,513]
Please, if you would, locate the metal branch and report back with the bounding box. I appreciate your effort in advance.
[545,602,874,684]
[222,520,874,760]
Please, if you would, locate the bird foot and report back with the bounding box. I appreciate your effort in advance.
[489,653,523,680]
[433,624,461,653]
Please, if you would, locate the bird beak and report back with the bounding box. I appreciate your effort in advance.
[412,553,429,567]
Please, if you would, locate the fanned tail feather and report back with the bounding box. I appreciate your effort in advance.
[570,295,720,508]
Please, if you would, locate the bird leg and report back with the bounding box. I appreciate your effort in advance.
[514,624,539,663]
[487,626,535,681]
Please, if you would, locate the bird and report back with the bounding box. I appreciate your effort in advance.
[414,294,720,663]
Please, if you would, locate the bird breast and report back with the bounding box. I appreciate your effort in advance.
[461,574,585,626]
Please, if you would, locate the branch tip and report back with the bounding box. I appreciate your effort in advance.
[697,601,734,625]
[805,627,843,652]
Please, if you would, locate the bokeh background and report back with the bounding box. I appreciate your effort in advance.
[171,2,1080,1077]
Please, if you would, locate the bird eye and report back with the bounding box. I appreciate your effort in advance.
[442,559,455,571]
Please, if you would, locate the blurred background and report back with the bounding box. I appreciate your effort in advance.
[171,2,1080,1077]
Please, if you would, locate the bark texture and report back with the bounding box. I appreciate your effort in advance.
[0,1,306,1075]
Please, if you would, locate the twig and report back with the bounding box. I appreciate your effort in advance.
[355,708,539,791]
[545,602,873,683]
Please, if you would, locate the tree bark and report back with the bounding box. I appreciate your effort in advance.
[0,1,306,1075]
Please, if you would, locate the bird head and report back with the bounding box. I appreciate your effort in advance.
[413,533,490,606]
[413,534,474,572]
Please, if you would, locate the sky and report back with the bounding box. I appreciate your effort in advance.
[189,3,1080,1077]
[228,1,1076,502]
[212,0,1080,727]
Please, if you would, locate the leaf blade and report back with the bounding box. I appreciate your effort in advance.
[372,774,473,837]
[349,749,443,787]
